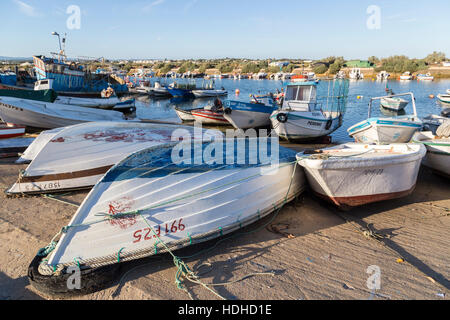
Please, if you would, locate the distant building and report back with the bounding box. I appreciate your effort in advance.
[344,60,374,68]
[443,61,450,67]
[269,61,290,68]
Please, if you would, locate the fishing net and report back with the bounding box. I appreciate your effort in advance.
[436,120,450,138]
[316,79,350,113]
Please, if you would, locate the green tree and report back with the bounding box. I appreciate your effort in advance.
[313,64,328,74]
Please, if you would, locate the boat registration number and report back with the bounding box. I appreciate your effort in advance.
[133,219,186,243]
[25,181,62,191]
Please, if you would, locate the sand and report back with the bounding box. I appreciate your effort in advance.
[0,143,449,300]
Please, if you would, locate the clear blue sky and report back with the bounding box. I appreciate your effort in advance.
[1,0,449,60]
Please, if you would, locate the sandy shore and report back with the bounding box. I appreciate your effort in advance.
[0,143,448,300]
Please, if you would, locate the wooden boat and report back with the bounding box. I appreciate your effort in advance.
[297,143,426,209]
[223,96,277,129]
[7,122,222,195]
[412,127,450,178]
[0,97,128,129]
[0,137,35,158]
[271,79,347,141]
[380,96,408,111]
[0,122,26,139]
[422,114,448,134]
[15,128,63,164]
[28,139,305,295]
[348,93,422,144]
[191,105,231,125]
[174,107,203,122]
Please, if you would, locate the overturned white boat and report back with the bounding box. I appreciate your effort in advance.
[15,127,63,164]
[412,125,450,178]
[297,143,426,209]
[7,122,222,195]
[0,137,35,158]
[28,139,305,295]
[348,92,422,144]
[0,97,129,129]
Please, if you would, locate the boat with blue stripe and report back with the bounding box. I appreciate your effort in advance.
[223,95,277,129]
[348,92,422,144]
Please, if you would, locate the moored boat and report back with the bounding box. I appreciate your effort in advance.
[422,114,448,134]
[0,97,129,129]
[348,92,422,144]
[223,96,277,129]
[412,131,450,178]
[28,138,305,295]
[437,93,450,104]
[174,107,203,122]
[270,79,348,141]
[416,73,434,81]
[191,104,231,125]
[0,122,26,139]
[296,143,426,209]
[192,89,228,98]
[380,96,409,111]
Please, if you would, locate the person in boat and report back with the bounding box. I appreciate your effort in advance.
[212,98,223,112]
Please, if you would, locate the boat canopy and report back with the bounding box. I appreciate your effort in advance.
[283,82,318,112]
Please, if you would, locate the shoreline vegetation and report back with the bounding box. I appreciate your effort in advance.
[2,51,450,79]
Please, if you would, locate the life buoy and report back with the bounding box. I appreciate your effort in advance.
[224,108,232,115]
[276,113,288,123]
[325,119,332,130]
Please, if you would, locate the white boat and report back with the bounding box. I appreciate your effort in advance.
[54,96,121,109]
[437,93,450,104]
[29,139,305,294]
[151,82,172,97]
[0,137,35,158]
[412,130,450,178]
[422,114,448,134]
[223,95,277,129]
[297,143,426,209]
[417,73,434,81]
[0,97,129,129]
[270,79,348,141]
[380,96,409,111]
[174,107,203,122]
[349,68,364,80]
[348,92,422,144]
[191,105,231,125]
[7,122,222,195]
[192,89,228,98]
[399,72,413,80]
[376,71,390,81]
[0,122,25,139]
[447,89,450,95]
[16,127,63,164]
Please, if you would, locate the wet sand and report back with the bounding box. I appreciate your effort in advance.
[0,143,449,300]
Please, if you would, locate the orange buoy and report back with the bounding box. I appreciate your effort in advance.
[429,94,435,99]
[235,89,240,95]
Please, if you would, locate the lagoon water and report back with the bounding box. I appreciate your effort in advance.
[130,78,450,143]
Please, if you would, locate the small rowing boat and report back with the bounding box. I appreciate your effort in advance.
[191,105,231,125]
[174,107,203,122]
[0,137,35,158]
[296,143,426,209]
[380,96,409,111]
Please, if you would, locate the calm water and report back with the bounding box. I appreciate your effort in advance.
[127,78,450,143]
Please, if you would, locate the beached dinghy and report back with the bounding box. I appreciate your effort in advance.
[348,93,422,144]
[28,139,305,295]
[7,122,222,195]
[0,137,35,158]
[297,143,426,209]
[223,96,277,129]
[0,97,128,129]
[54,96,121,109]
[412,123,450,178]
[0,122,26,139]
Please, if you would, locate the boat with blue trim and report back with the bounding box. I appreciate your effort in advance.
[348,92,422,144]
[223,94,277,129]
[270,78,349,141]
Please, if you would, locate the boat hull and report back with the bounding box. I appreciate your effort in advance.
[223,101,275,129]
[297,143,426,208]
[192,90,228,98]
[270,110,342,141]
[191,109,230,125]
[412,131,450,178]
[0,124,26,139]
[348,118,422,144]
[31,140,305,296]
[380,98,408,111]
